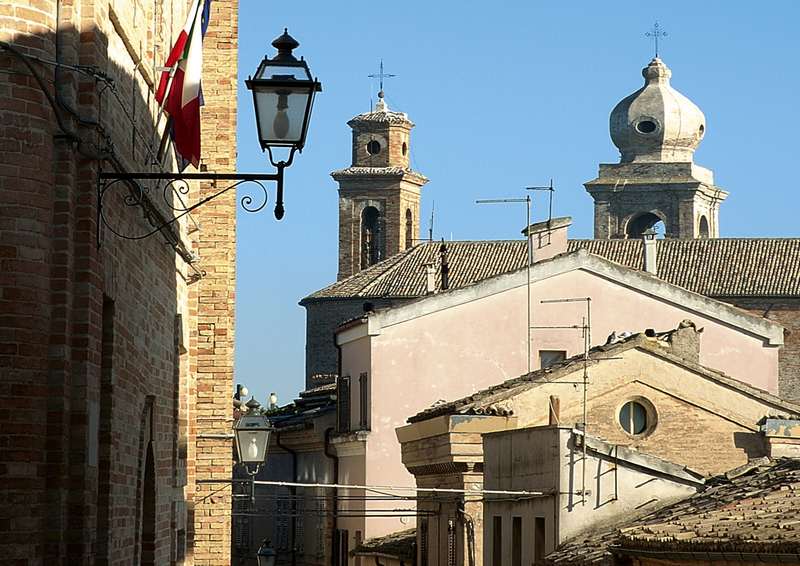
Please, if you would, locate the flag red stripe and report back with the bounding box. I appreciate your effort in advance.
[155,30,189,104]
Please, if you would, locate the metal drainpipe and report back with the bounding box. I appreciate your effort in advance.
[326,335,343,565]
[275,432,298,566]
[324,427,339,566]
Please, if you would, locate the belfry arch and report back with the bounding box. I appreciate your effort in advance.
[626,212,666,239]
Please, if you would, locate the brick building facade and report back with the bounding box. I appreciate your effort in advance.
[0,0,237,564]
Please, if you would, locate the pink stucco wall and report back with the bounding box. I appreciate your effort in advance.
[340,266,780,541]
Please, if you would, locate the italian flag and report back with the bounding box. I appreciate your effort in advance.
[156,0,212,169]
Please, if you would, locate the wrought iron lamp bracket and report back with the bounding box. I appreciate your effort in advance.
[97,159,295,249]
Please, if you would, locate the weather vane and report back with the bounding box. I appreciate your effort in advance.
[645,22,668,58]
[368,60,396,96]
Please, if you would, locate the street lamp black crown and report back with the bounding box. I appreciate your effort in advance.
[97,29,322,250]
[271,28,299,60]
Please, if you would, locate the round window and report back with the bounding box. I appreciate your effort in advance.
[699,124,705,136]
[636,120,657,134]
[619,400,649,435]
[367,140,381,155]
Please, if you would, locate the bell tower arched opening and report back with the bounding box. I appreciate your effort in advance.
[405,208,413,250]
[626,212,665,239]
[699,216,710,239]
[361,206,384,269]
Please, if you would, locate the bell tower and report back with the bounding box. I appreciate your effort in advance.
[584,58,727,239]
[332,92,428,280]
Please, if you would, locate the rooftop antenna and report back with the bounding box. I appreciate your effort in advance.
[535,297,592,505]
[476,181,556,374]
[526,179,555,243]
[368,59,397,99]
[429,201,435,243]
[476,192,532,373]
[645,22,668,58]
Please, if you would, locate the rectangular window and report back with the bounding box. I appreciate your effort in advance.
[337,376,351,433]
[419,518,429,566]
[512,516,521,566]
[534,517,546,565]
[492,516,502,566]
[359,371,369,430]
[539,350,566,369]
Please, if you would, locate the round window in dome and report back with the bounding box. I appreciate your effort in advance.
[699,124,705,136]
[635,120,658,134]
[367,140,381,155]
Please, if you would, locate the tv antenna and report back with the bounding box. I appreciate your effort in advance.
[535,296,592,505]
[476,180,557,374]
[428,201,435,242]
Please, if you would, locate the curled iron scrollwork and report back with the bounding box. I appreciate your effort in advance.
[98,176,274,245]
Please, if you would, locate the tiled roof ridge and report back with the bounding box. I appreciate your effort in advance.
[305,237,800,301]
[359,245,433,297]
[302,246,417,303]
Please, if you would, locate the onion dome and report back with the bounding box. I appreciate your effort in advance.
[610,58,706,163]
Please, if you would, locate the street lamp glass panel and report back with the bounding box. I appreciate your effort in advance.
[247,30,321,151]
[252,88,310,145]
[234,415,272,464]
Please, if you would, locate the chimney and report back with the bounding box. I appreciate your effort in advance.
[521,217,571,264]
[642,228,657,274]
[439,239,450,291]
[761,418,800,458]
[424,263,436,295]
[668,319,702,363]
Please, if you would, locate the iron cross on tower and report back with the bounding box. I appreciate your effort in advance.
[368,60,396,97]
[645,22,668,58]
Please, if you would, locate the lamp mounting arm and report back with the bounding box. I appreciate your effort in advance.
[97,168,291,249]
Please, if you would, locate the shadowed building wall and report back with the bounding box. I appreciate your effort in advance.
[0,0,238,564]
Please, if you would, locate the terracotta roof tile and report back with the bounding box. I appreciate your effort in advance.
[616,458,800,554]
[303,239,800,302]
[546,459,800,564]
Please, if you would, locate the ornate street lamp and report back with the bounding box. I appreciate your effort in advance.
[97,29,322,248]
[246,28,322,219]
[234,397,273,475]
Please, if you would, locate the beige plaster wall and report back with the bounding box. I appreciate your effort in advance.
[488,348,783,476]
[483,427,698,564]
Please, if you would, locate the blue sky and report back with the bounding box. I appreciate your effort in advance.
[234,1,800,406]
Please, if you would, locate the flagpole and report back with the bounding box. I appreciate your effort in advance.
[155,63,178,164]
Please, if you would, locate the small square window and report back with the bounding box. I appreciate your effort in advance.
[539,350,566,369]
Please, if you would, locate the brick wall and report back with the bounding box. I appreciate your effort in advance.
[0,0,237,564]
[730,298,800,402]
[188,0,239,563]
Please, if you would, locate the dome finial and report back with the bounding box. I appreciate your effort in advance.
[368,60,396,98]
[645,22,668,58]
